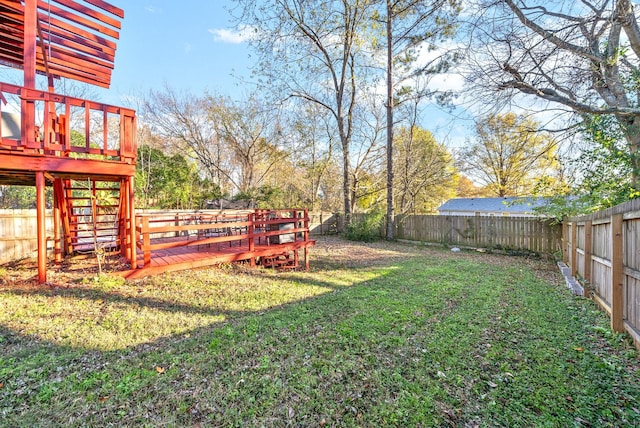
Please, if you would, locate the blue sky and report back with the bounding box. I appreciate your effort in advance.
[0,0,470,147]
[99,1,251,103]
[100,1,471,147]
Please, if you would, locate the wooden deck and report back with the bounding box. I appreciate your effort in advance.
[122,210,316,279]
[123,237,315,279]
[0,3,316,283]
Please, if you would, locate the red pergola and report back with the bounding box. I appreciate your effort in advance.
[0,1,315,281]
[0,0,123,88]
[0,0,136,283]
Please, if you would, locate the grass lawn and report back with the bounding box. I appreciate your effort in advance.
[1,236,639,427]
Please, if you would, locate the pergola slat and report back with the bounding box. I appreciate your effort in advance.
[82,0,122,19]
[44,29,115,62]
[38,1,120,40]
[50,0,121,30]
[40,12,117,50]
[0,0,122,88]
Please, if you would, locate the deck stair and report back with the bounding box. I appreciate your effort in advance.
[57,179,123,255]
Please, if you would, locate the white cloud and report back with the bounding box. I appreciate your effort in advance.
[208,26,254,44]
[144,5,161,14]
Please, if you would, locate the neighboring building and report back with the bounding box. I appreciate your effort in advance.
[437,197,548,217]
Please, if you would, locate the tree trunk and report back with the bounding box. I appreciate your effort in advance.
[337,115,352,225]
[620,114,640,189]
[385,1,395,240]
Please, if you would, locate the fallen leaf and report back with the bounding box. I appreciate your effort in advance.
[98,396,109,402]
[574,347,584,352]
[156,366,165,374]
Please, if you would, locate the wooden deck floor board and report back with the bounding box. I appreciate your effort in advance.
[123,236,315,279]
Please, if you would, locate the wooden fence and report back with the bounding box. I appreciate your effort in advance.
[0,209,54,264]
[564,199,640,347]
[395,214,562,254]
[0,210,560,263]
[0,209,339,263]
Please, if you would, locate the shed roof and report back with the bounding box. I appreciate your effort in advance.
[437,197,548,213]
[0,0,123,88]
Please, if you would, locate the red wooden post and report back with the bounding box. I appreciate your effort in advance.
[292,209,297,243]
[128,176,137,269]
[142,216,151,268]
[304,208,310,270]
[36,171,47,283]
[23,0,36,89]
[53,179,62,263]
[22,1,37,150]
[248,213,256,267]
[119,179,127,257]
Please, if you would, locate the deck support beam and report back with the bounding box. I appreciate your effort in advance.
[53,179,62,263]
[128,176,137,269]
[36,171,47,283]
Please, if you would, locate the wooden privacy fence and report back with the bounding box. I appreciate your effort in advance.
[395,215,562,254]
[0,209,54,264]
[0,211,560,262]
[564,199,640,346]
[0,209,339,263]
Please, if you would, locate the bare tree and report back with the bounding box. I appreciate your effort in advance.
[287,103,337,211]
[231,0,379,223]
[142,87,286,198]
[376,0,460,238]
[209,95,288,195]
[141,86,231,194]
[466,0,640,187]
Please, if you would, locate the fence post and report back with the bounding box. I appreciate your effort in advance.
[571,221,578,278]
[562,221,568,263]
[583,220,592,298]
[611,214,624,332]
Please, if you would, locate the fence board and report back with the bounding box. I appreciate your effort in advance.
[0,210,54,263]
[393,215,561,254]
[567,199,640,347]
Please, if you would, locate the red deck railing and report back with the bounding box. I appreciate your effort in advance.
[135,209,313,271]
[0,82,136,163]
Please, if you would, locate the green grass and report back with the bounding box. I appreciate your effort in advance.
[1,237,639,426]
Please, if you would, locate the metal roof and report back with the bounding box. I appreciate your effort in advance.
[437,197,548,213]
[0,0,123,88]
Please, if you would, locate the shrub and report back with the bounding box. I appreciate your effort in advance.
[344,211,384,242]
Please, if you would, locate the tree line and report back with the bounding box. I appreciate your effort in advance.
[2,0,639,225]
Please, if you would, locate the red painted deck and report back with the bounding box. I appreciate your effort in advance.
[123,210,315,279]
[123,237,315,279]
[0,2,317,283]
